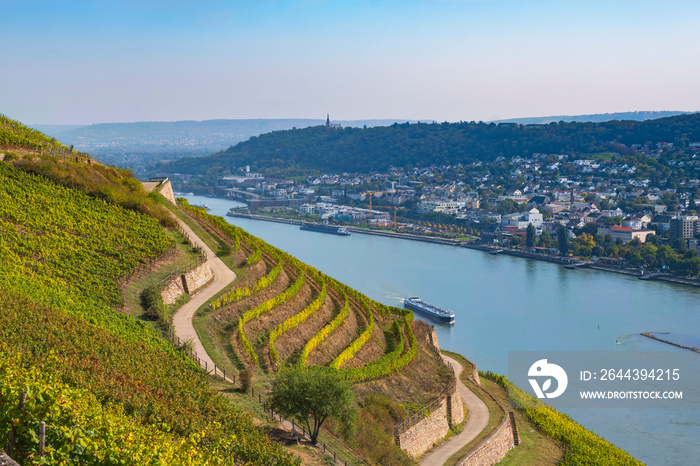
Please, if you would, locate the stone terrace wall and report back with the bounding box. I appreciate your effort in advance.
[161,261,213,305]
[447,384,464,425]
[457,411,514,466]
[162,277,187,305]
[397,399,450,459]
[157,180,177,205]
[464,356,481,386]
[184,261,212,293]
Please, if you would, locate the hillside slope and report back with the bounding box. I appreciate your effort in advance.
[0,161,297,465]
[160,112,700,176]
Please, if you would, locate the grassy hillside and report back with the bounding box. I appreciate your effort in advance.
[160,112,700,176]
[2,112,178,228]
[0,113,74,153]
[0,161,297,465]
[0,115,448,465]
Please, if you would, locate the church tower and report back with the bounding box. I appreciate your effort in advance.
[326,114,330,127]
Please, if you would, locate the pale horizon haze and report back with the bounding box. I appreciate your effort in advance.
[2,0,700,125]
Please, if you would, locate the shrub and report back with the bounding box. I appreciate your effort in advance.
[239,368,253,394]
[140,285,164,320]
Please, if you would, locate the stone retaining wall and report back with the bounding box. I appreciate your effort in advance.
[184,261,212,293]
[161,261,213,305]
[397,399,450,459]
[157,180,177,205]
[162,277,187,305]
[457,413,514,466]
[447,384,464,425]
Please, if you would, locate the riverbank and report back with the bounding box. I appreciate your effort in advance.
[461,243,700,288]
[227,211,700,290]
[227,212,465,246]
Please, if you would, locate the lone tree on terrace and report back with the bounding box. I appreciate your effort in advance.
[269,366,355,444]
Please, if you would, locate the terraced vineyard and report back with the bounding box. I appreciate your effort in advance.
[182,202,452,406]
[0,161,297,465]
[0,114,76,153]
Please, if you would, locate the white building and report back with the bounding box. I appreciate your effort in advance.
[501,208,543,229]
[299,204,316,215]
[417,200,466,214]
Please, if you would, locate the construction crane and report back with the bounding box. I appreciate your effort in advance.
[361,190,392,220]
[368,203,399,229]
[360,191,400,227]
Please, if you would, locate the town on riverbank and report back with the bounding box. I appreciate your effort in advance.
[165,137,700,285]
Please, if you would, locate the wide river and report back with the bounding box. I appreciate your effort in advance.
[184,194,699,465]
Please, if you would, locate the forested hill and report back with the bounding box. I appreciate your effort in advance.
[161,113,700,176]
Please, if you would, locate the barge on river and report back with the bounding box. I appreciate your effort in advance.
[300,222,351,236]
[403,296,455,324]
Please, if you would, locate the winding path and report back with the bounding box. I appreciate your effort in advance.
[420,355,490,466]
[172,218,237,373]
[168,216,487,465]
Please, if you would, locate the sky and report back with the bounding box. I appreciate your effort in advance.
[2,0,700,125]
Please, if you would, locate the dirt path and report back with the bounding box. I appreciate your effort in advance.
[172,218,237,375]
[419,354,490,466]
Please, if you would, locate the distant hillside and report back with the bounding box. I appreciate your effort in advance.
[160,112,700,177]
[494,110,692,125]
[29,123,87,135]
[35,118,426,172]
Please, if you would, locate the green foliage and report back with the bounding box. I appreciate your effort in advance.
[163,113,700,175]
[330,311,375,369]
[246,248,262,265]
[270,283,327,368]
[526,223,536,248]
[0,162,171,308]
[211,260,284,311]
[558,224,570,256]
[298,295,350,367]
[238,272,306,366]
[10,154,176,228]
[346,395,412,466]
[177,201,419,376]
[0,114,75,153]
[0,162,299,466]
[0,348,231,466]
[269,366,355,444]
[140,284,165,320]
[340,315,417,382]
[480,372,641,465]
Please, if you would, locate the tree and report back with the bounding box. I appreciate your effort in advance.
[269,366,355,444]
[558,224,569,256]
[538,231,553,248]
[526,223,536,248]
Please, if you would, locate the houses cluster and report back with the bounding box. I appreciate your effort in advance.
[196,139,700,249]
[299,202,391,225]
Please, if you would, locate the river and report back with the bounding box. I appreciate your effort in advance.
[184,194,700,465]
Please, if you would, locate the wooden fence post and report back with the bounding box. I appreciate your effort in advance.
[7,393,27,457]
[39,421,45,457]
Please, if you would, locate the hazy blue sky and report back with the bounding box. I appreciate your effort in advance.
[2,0,699,124]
